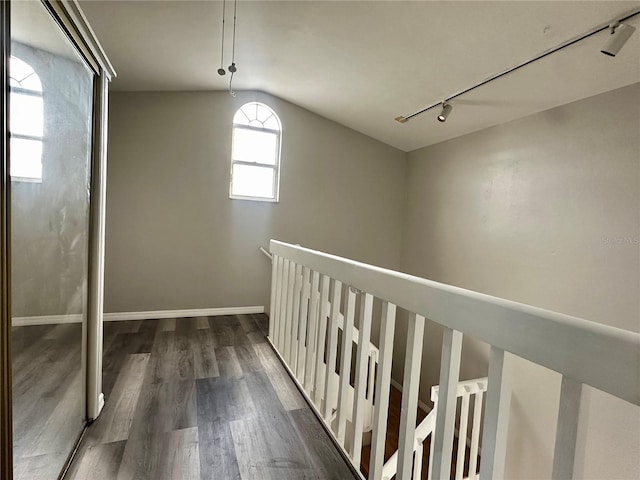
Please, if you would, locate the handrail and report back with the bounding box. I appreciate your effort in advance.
[270,240,640,406]
[259,246,273,261]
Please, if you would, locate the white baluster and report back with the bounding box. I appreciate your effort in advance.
[268,253,279,341]
[283,261,297,363]
[295,267,311,380]
[469,390,483,478]
[413,442,424,480]
[351,292,373,466]
[277,258,290,351]
[367,350,376,403]
[336,286,357,446]
[313,274,330,405]
[479,347,512,480]
[428,397,437,480]
[323,279,342,420]
[288,263,303,370]
[455,391,470,480]
[369,301,397,480]
[397,313,425,480]
[552,376,583,480]
[433,328,463,480]
[302,270,320,389]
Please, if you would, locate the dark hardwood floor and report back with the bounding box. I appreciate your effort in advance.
[65,314,357,480]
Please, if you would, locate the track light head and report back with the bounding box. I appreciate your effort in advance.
[601,22,636,57]
[437,102,452,122]
[217,68,226,76]
[394,116,409,124]
[228,62,237,73]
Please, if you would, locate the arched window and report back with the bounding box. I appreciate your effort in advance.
[230,102,281,201]
[9,56,44,182]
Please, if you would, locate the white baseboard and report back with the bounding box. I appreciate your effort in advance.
[12,314,83,327]
[12,306,265,327]
[103,306,264,322]
[390,378,432,413]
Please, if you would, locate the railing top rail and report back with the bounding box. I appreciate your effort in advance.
[270,240,640,406]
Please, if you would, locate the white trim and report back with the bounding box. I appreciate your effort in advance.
[57,1,117,78]
[229,102,282,203]
[87,72,109,423]
[103,306,264,322]
[12,314,83,326]
[12,306,265,327]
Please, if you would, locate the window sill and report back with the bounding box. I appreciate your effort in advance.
[229,194,279,203]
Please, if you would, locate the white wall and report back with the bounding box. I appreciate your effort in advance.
[105,90,406,314]
[400,83,640,479]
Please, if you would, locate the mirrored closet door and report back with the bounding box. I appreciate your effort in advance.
[9,1,94,479]
[0,1,116,478]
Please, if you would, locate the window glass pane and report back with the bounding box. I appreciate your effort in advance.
[231,164,275,199]
[10,56,42,91]
[256,105,273,124]
[241,104,256,121]
[233,108,251,126]
[263,115,280,130]
[10,137,43,180]
[232,128,278,165]
[10,92,44,137]
[18,73,42,92]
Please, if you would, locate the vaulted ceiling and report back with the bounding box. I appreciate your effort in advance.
[78,1,640,152]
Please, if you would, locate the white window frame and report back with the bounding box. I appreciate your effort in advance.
[9,55,44,183]
[229,102,281,202]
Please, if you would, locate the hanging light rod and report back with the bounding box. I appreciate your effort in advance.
[394,9,640,124]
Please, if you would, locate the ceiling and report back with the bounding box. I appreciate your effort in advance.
[77,1,640,152]
[12,1,86,62]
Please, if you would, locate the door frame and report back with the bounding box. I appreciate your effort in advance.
[1,1,12,478]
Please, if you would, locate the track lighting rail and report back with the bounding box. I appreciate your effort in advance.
[395,9,640,123]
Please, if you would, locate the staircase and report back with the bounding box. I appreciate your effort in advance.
[375,378,487,480]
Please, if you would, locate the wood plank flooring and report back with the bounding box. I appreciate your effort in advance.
[66,314,357,480]
[12,323,85,480]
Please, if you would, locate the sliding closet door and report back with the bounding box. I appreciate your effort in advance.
[9,2,94,479]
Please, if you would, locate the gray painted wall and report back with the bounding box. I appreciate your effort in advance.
[104,90,406,314]
[400,83,640,479]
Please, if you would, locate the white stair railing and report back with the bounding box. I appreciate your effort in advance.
[267,240,640,480]
[381,378,488,480]
[267,253,379,444]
